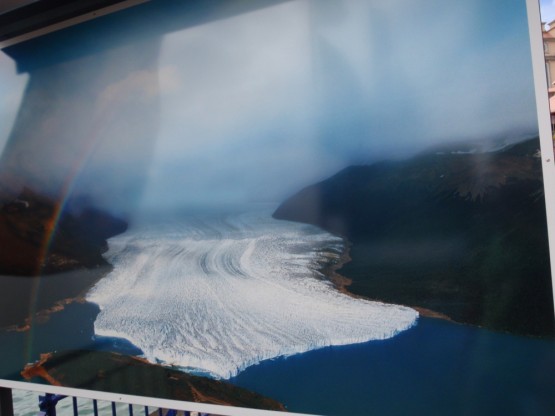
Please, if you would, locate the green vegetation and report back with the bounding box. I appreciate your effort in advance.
[275,138,555,337]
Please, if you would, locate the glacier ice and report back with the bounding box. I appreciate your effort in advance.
[86,208,418,379]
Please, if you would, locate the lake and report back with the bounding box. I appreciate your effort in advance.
[231,317,555,416]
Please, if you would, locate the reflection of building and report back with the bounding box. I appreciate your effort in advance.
[543,21,555,131]
[543,21,555,91]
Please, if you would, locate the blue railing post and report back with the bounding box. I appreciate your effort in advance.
[29,391,203,416]
[72,397,78,415]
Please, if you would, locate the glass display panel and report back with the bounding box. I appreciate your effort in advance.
[0,1,554,415]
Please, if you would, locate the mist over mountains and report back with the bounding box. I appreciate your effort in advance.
[274,137,555,337]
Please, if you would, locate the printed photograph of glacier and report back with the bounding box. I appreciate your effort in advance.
[1,0,555,415]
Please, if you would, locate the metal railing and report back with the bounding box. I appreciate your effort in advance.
[0,388,210,416]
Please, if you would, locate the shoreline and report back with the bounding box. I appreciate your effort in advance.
[0,187,127,332]
[20,350,286,411]
[1,265,112,332]
[321,236,454,323]
[318,239,354,295]
[316,233,555,337]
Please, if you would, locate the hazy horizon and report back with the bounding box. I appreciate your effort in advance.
[0,0,540,215]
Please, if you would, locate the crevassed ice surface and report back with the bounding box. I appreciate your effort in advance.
[86,208,418,379]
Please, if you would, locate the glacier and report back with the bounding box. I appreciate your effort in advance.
[86,208,418,379]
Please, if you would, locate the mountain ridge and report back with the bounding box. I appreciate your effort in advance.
[274,137,555,337]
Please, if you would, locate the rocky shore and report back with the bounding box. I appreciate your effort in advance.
[22,351,285,411]
[0,187,127,329]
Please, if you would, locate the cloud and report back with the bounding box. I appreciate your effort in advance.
[0,54,27,154]
[133,0,538,209]
[0,0,539,212]
[541,0,555,23]
[99,65,182,108]
[99,70,157,107]
[155,1,313,153]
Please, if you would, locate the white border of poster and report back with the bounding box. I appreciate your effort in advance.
[529,0,555,308]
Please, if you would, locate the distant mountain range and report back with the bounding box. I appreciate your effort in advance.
[274,137,555,337]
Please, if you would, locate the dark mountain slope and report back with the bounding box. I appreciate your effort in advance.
[274,138,555,337]
[0,187,127,276]
[0,187,128,328]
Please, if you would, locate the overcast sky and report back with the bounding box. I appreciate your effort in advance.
[139,0,538,209]
[541,0,555,23]
[0,56,26,154]
[0,0,543,213]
